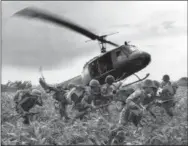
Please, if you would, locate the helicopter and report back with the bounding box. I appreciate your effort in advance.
[14,7,151,88]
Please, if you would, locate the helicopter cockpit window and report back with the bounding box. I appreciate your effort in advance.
[129,45,138,52]
[116,50,126,61]
[89,53,113,77]
[122,45,138,55]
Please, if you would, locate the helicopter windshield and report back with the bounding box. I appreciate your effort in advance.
[128,45,138,53]
[121,45,138,55]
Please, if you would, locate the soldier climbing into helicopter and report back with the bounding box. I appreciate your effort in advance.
[14,88,43,125]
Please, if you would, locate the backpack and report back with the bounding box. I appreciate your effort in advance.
[14,89,31,104]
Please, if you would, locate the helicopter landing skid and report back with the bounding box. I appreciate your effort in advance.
[122,73,150,88]
[115,72,127,82]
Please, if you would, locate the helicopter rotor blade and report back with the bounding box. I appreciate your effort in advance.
[101,32,119,38]
[101,40,119,47]
[14,7,119,47]
[14,7,98,40]
[85,39,93,43]
[86,32,119,43]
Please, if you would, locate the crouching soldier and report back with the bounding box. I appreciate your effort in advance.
[39,78,70,121]
[68,80,97,121]
[156,75,178,118]
[100,75,116,116]
[118,79,157,127]
[14,89,43,125]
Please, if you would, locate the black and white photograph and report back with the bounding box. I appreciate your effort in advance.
[1,1,187,145]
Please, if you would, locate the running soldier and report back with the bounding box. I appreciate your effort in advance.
[14,89,43,125]
[156,75,178,117]
[39,78,70,121]
[118,79,157,127]
[71,79,113,121]
[70,79,100,121]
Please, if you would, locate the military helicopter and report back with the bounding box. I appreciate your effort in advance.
[14,7,151,88]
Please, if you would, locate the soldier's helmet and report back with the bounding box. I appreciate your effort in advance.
[153,80,160,89]
[89,79,100,87]
[26,82,32,88]
[31,89,42,97]
[142,79,157,89]
[56,85,63,90]
[162,74,170,82]
[67,83,76,90]
[172,82,178,88]
[105,75,115,85]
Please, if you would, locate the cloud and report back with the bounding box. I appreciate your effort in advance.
[2,1,187,84]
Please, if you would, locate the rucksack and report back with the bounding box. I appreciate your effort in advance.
[14,89,31,104]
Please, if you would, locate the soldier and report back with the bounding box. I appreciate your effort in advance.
[101,75,124,117]
[161,74,171,88]
[39,78,70,121]
[14,89,43,125]
[118,79,156,127]
[171,82,178,95]
[153,80,160,96]
[156,75,178,118]
[70,79,99,121]
[101,75,115,96]
[14,85,33,105]
[102,75,123,93]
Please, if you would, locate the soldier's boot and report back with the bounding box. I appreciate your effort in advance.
[23,115,30,125]
[165,107,173,118]
[59,110,70,122]
[163,103,174,118]
[64,112,71,122]
[108,125,124,145]
[118,108,129,127]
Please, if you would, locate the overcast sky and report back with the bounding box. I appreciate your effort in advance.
[2,1,187,85]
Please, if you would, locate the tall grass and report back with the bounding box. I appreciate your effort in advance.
[1,86,187,145]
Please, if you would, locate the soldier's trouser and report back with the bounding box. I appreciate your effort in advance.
[145,103,157,119]
[118,105,130,126]
[59,102,69,120]
[23,115,30,125]
[162,101,174,117]
[129,111,142,127]
[119,105,142,126]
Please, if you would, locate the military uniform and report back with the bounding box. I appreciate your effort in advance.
[119,89,145,126]
[14,89,43,125]
[53,88,70,120]
[118,79,157,127]
[71,85,96,120]
[157,75,177,117]
[39,78,70,120]
[71,79,107,120]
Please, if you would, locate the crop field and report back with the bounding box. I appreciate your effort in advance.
[1,85,188,145]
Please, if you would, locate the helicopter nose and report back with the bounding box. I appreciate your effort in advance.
[128,51,151,68]
[141,52,151,66]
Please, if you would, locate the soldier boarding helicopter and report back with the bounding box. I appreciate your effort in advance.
[14,7,151,89]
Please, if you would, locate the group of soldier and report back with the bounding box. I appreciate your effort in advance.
[13,74,178,131]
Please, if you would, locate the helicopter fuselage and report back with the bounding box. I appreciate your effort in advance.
[13,7,151,88]
[61,45,151,88]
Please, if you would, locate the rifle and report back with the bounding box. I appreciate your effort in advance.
[15,112,40,120]
[73,103,111,120]
[112,74,150,104]
[39,66,45,81]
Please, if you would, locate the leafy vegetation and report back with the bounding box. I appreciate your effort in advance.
[1,84,187,145]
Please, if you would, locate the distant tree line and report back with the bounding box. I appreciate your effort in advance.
[3,80,32,90]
